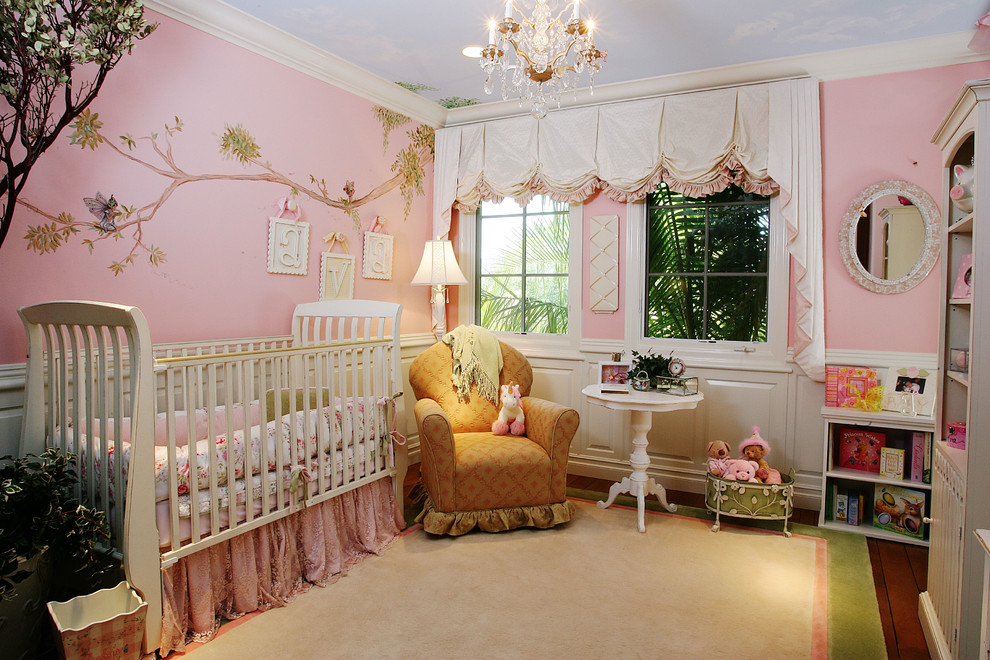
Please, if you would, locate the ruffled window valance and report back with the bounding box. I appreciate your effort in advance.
[433,78,824,381]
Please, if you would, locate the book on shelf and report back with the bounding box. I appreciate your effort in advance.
[834,486,848,522]
[837,428,885,473]
[847,490,863,526]
[879,447,905,479]
[873,484,926,540]
[910,432,925,482]
[923,431,932,483]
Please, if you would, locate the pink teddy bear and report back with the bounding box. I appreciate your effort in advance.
[492,384,525,436]
[721,459,760,483]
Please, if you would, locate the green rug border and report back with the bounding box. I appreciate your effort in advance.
[406,489,886,659]
[564,487,886,660]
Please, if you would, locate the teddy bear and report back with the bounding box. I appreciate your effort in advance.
[705,440,732,477]
[721,459,760,482]
[492,383,525,436]
[738,426,782,483]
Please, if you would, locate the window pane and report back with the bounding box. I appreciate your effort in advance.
[647,205,706,274]
[706,276,768,341]
[479,216,522,273]
[645,183,770,342]
[708,205,769,274]
[645,275,704,339]
[477,196,570,335]
[480,275,523,332]
[484,198,525,216]
[525,211,569,275]
[524,275,569,333]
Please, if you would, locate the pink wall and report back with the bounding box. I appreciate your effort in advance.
[821,61,990,353]
[0,11,434,364]
[578,61,990,358]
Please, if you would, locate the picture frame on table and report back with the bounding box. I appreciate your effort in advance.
[598,361,631,393]
[881,366,937,417]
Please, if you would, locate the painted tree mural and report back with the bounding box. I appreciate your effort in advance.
[20,106,434,273]
[0,0,156,251]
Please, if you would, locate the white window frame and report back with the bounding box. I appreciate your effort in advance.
[624,196,788,371]
[457,200,583,355]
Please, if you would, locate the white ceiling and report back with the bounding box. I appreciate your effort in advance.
[217,0,990,107]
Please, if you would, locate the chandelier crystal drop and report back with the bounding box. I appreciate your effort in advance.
[480,0,606,119]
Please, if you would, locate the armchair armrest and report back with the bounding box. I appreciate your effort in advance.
[414,397,456,511]
[521,397,580,499]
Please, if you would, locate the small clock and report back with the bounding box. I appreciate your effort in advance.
[668,357,685,377]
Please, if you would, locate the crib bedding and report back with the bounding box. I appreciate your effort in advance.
[62,398,387,503]
[156,440,383,548]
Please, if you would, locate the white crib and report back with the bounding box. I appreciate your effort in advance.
[18,299,406,654]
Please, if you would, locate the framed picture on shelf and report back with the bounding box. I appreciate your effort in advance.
[598,361,631,393]
[881,366,937,417]
[825,365,879,408]
[951,253,973,299]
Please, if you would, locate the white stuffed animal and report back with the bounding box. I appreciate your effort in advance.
[492,384,525,436]
[950,163,975,214]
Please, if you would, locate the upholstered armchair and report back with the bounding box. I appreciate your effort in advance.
[409,338,580,535]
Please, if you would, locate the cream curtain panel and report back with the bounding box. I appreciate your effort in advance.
[433,78,824,381]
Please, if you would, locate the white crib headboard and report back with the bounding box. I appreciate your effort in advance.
[292,300,403,396]
[17,299,162,650]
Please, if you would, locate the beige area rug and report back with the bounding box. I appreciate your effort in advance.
[182,499,827,660]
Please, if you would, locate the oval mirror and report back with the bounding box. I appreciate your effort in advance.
[838,179,940,294]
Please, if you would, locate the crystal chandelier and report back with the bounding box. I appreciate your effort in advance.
[481,1,606,119]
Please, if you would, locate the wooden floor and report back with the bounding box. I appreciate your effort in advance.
[405,465,931,660]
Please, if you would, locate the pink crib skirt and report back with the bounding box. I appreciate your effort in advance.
[158,477,403,655]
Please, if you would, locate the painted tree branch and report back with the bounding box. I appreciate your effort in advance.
[21,111,434,273]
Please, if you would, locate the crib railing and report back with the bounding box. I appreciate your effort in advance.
[153,338,397,563]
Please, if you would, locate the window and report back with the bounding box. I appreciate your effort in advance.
[476,196,571,334]
[645,183,771,342]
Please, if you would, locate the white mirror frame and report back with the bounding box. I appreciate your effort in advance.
[838,179,941,294]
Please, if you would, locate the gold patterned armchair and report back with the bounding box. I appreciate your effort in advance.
[409,339,580,535]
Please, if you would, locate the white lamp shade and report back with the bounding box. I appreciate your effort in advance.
[411,240,468,286]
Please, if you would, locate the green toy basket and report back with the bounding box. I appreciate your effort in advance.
[705,471,795,537]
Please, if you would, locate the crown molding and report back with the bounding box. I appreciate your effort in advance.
[446,31,987,125]
[143,0,447,127]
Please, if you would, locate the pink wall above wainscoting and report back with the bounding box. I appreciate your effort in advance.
[820,60,990,354]
[0,12,434,364]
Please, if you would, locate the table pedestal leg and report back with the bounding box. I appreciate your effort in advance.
[596,409,677,532]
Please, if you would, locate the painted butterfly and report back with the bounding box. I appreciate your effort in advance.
[84,192,118,233]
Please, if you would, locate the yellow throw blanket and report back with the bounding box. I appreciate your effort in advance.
[442,325,503,403]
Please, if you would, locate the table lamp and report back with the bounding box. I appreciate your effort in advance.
[411,239,468,341]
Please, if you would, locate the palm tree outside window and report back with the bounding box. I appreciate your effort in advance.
[645,183,771,342]
[477,196,570,334]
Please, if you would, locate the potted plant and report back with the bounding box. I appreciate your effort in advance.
[0,448,116,657]
[630,349,674,388]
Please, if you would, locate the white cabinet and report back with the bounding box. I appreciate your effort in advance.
[919,78,990,660]
[819,406,933,547]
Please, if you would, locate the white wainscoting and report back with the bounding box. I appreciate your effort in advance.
[2,341,931,513]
